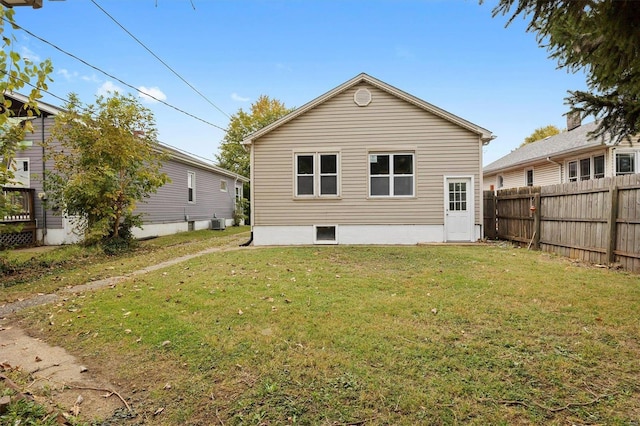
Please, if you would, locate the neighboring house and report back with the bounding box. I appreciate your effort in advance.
[1,92,247,246]
[483,117,640,190]
[241,73,494,245]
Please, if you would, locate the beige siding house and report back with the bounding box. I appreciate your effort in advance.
[242,73,494,245]
[484,119,640,191]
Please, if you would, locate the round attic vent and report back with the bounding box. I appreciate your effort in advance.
[354,88,372,107]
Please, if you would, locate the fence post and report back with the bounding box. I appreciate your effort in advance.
[606,185,619,264]
[533,192,541,250]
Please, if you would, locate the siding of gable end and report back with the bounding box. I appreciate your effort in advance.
[252,83,482,228]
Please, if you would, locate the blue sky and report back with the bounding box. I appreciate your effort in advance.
[9,0,589,166]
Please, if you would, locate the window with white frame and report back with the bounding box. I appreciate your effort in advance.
[314,225,337,244]
[187,171,196,203]
[369,153,414,197]
[497,175,504,189]
[525,169,534,187]
[567,155,605,182]
[235,186,242,201]
[594,155,605,179]
[220,180,228,192]
[295,153,339,197]
[616,152,637,176]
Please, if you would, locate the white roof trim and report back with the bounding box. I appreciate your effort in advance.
[241,73,494,145]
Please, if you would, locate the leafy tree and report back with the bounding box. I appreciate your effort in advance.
[521,124,561,146]
[0,6,53,232]
[216,95,293,178]
[44,93,169,247]
[489,1,640,144]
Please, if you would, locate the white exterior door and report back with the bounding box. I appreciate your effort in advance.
[445,177,473,241]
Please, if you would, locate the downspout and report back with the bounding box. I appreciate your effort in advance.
[546,156,562,182]
[40,115,47,244]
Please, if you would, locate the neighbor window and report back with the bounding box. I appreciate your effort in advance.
[497,175,504,189]
[295,153,339,197]
[525,169,534,187]
[220,180,228,192]
[187,171,196,203]
[568,155,606,182]
[369,153,414,197]
[235,186,242,201]
[594,155,605,179]
[616,152,636,175]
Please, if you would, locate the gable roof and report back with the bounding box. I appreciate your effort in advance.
[241,73,494,145]
[3,92,62,117]
[484,121,611,174]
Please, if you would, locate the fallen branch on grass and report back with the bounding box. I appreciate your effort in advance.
[0,374,34,401]
[478,391,615,413]
[64,384,131,412]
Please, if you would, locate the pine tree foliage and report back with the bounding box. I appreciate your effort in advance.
[490,0,640,144]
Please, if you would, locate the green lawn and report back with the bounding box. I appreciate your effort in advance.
[9,242,640,425]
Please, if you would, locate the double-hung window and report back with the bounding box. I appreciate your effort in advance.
[616,152,637,176]
[369,153,414,197]
[295,153,339,197]
[187,171,196,203]
[567,155,606,182]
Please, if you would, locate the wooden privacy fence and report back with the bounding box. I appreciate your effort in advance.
[483,174,640,273]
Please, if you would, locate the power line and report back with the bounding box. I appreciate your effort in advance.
[3,69,222,164]
[2,17,228,132]
[90,0,230,119]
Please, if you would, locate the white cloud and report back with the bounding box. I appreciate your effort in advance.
[20,46,40,62]
[231,92,250,102]
[138,86,167,104]
[96,81,123,97]
[57,68,78,81]
[82,73,101,83]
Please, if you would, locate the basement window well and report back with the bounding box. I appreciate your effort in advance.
[314,225,337,244]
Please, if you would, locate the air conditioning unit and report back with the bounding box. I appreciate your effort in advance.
[211,218,226,230]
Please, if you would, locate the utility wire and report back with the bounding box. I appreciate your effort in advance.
[2,17,228,132]
[90,0,229,119]
[3,69,223,165]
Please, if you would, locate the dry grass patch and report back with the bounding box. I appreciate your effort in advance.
[12,244,640,425]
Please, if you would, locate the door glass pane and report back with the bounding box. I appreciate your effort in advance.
[449,181,467,211]
[371,176,390,196]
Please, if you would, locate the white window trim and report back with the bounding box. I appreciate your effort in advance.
[565,154,606,182]
[497,175,504,189]
[293,152,340,198]
[614,150,639,176]
[368,152,415,198]
[187,171,196,204]
[313,224,338,245]
[220,180,228,192]
[525,168,534,187]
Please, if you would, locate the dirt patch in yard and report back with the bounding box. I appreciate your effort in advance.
[0,324,126,422]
